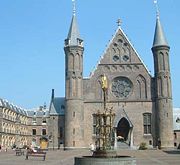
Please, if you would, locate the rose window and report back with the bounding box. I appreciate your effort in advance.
[111,77,132,98]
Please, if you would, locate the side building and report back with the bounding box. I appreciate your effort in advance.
[0,99,29,149]
[0,99,49,149]
[0,95,65,150]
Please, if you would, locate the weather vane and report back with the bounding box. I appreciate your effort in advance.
[153,0,160,18]
[72,0,76,15]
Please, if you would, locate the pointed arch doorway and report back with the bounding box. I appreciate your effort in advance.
[117,117,130,141]
[40,137,48,149]
[115,117,133,148]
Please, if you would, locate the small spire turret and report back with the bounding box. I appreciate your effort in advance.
[152,16,169,48]
[152,0,174,149]
[65,0,83,47]
[64,0,85,149]
[152,0,169,48]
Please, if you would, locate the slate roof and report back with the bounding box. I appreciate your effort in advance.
[26,108,49,117]
[0,96,63,117]
[26,110,35,117]
[0,98,27,116]
[49,97,65,115]
[66,14,81,46]
[153,16,169,47]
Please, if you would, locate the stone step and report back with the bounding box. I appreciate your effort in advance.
[116,142,130,150]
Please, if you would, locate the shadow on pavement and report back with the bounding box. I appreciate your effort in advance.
[164,150,180,154]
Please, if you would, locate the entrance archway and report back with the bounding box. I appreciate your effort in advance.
[117,117,130,141]
[40,137,48,149]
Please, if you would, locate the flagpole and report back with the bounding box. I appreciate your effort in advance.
[72,0,76,15]
[153,0,160,18]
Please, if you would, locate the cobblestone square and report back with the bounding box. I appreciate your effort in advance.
[0,149,180,165]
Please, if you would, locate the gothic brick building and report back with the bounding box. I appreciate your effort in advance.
[61,9,174,149]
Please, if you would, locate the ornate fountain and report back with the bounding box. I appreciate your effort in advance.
[74,75,136,165]
[92,74,116,157]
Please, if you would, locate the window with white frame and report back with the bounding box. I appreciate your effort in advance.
[143,113,152,134]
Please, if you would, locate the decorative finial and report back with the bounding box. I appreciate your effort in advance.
[153,0,160,18]
[117,19,122,27]
[72,0,76,15]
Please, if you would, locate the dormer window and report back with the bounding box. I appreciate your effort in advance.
[176,117,180,123]
[77,38,83,46]
[61,105,65,109]
[64,39,69,46]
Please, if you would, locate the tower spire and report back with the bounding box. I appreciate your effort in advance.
[152,1,173,148]
[65,0,83,46]
[152,0,169,47]
[64,0,84,149]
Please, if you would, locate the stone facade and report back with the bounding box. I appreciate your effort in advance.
[63,12,174,149]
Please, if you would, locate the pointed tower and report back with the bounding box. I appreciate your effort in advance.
[151,15,174,148]
[64,4,84,149]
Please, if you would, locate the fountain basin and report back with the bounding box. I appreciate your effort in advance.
[74,156,136,165]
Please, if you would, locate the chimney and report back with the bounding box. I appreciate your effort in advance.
[51,89,55,100]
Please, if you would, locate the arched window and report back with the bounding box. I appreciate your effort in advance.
[74,53,80,70]
[158,77,163,96]
[136,75,147,99]
[159,52,164,71]
[68,53,74,70]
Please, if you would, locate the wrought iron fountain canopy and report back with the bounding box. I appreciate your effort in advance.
[92,108,116,157]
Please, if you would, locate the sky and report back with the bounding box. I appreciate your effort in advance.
[0,0,179,109]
